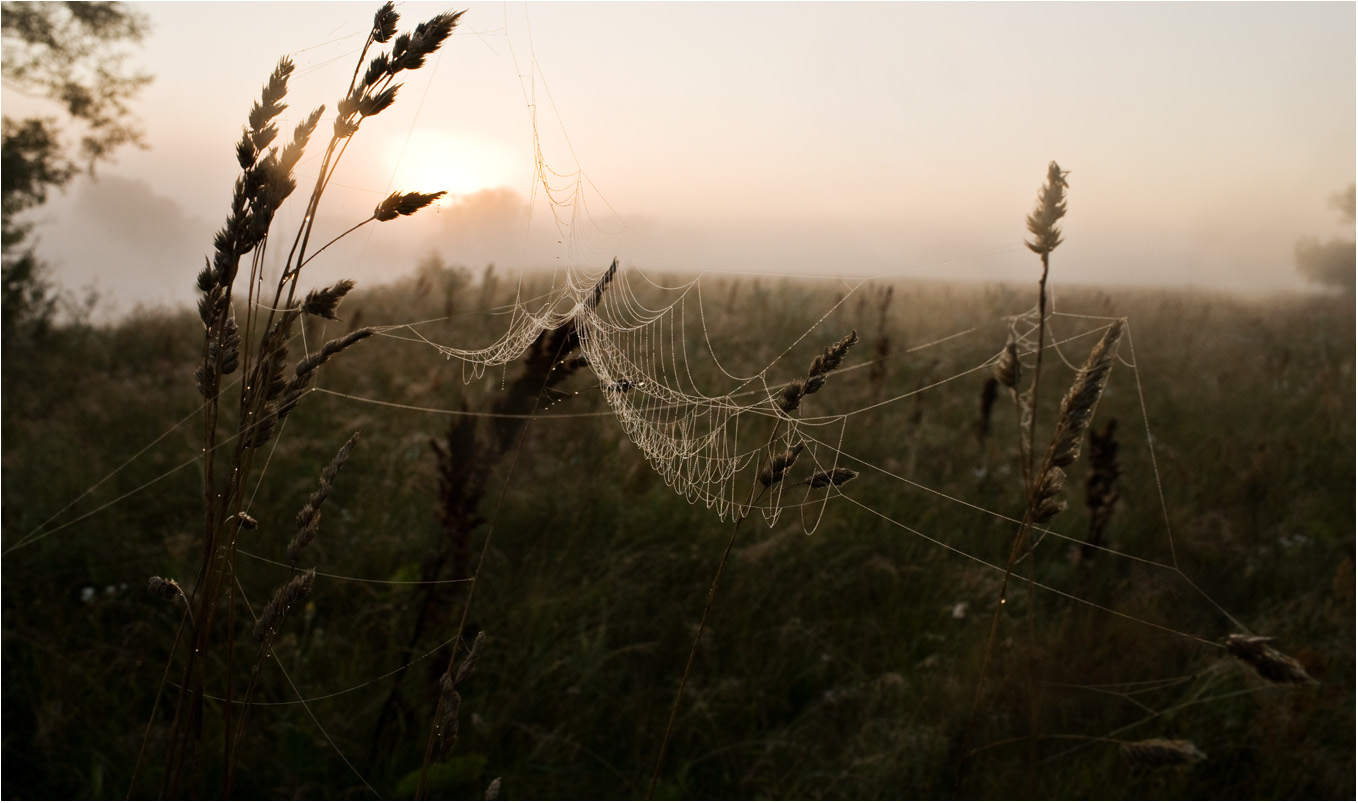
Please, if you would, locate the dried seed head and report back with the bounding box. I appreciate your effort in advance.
[293,328,375,380]
[1031,466,1067,524]
[246,308,300,412]
[759,442,805,487]
[372,1,399,43]
[245,403,278,448]
[280,329,374,419]
[147,576,182,601]
[773,330,858,415]
[390,10,464,73]
[433,629,485,756]
[1036,465,1065,497]
[288,432,360,564]
[253,569,316,644]
[1119,738,1206,768]
[776,380,806,413]
[302,279,357,320]
[336,88,361,120]
[333,117,360,139]
[222,314,240,361]
[250,123,278,154]
[1224,634,1315,684]
[807,330,860,386]
[247,58,294,137]
[994,338,1021,389]
[235,130,256,169]
[436,689,461,752]
[1032,496,1067,524]
[358,83,401,118]
[484,777,501,801]
[278,106,324,175]
[363,53,391,87]
[1049,321,1125,468]
[197,283,226,326]
[1025,161,1069,256]
[374,190,446,221]
[196,257,216,294]
[806,467,859,489]
[454,630,486,687]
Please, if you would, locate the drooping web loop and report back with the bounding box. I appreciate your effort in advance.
[419,260,848,521]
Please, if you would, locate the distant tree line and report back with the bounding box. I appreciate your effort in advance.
[1295,183,1355,293]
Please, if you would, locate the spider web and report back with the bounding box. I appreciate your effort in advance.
[5,7,1340,798]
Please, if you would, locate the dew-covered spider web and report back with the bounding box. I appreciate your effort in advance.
[4,5,1347,799]
[392,259,876,525]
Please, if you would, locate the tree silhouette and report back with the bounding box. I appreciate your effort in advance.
[1,1,151,337]
[1294,184,1356,293]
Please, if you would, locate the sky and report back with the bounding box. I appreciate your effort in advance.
[5,1,1355,315]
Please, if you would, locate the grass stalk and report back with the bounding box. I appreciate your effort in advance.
[139,5,459,796]
[415,269,608,799]
[648,330,857,798]
[960,162,1128,793]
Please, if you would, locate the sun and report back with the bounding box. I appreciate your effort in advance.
[385,130,518,198]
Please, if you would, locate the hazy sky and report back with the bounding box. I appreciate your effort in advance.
[6,1,1355,314]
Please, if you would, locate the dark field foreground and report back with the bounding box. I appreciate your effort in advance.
[3,271,1352,799]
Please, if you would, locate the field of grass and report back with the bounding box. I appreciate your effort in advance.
[2,263,1352,799]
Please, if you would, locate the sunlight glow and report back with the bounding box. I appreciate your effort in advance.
[385,130,519,199]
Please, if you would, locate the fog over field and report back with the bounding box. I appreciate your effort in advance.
[3,4,1354,798]
[4,1,1353,315]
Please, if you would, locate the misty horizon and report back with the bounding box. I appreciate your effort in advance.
[25,169,1354,321]
[4,2,1353,316]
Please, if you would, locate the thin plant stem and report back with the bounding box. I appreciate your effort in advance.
[648,420,784,800]
[1026,252,1050,493]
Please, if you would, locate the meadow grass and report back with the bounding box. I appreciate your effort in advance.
[2,267,1351,798]
[0,8,1352,799]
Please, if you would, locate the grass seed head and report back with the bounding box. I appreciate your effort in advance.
[994,338,1021,389]
[1224,634,1315,684]
[288,432,360,564]
[278,106,324,175]
[1049,321,1125,468]
[358,83,401,118]
[281,329,375,418]
[434,630,485,756]
[454,631,486,687]
[302,279,357,320]
[807,329,859,386]
[147,576,182,601]
[1025,161,1069,256]
[245,403,279,448]
[372,1,398,43]
[760,442,805,487]
[390,10,464,72]
[777,330,859,414]
[806,467,859,489]
[253,569,315,644]
[1119,738,1206,768]
[374,190,446,221]
[436,689,461,752]
[776,379,806,413]
[1031,466,1068,524]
